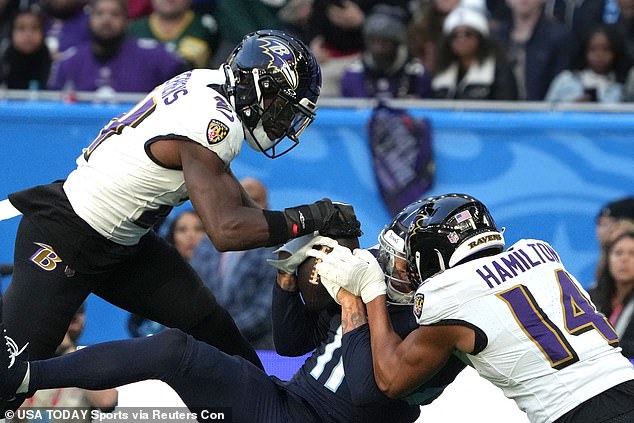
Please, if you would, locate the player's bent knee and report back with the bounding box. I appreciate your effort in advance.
[150,328,190,368]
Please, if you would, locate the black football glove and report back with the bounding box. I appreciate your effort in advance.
[319,201,363,238]
[284,199,362,238]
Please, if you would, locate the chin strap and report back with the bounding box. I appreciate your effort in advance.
[252,68,263,110]
[223,64,237,110]
[434,249,446,272]
[386,280,414,304]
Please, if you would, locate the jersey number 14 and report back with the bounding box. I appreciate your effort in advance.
[496,269,619,370]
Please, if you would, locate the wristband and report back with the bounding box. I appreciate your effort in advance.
[263,209,290,246]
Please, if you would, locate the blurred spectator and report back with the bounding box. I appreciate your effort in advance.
[41,0,91,60]
[0,0,18,58]
[614,0,634,58]
[432,6,518,99]
[0,6,52,90]
[340,4,432,99]
[63,302,86,348]
[164,208,206,260]
[486,0,511,29]
[593,196,634,285]
[278,0,313,44]
[545,24,631,103]
[590,231,634,358]
[127,0,152,19]
[307,0,405,96]
[190,177,277,349]
[408,0,461,75]
[596,197,634,250]
[560,0,632,49]
[128,0,220,68]
[15,303,118,422]
[210,0,284,67]
[47,0,185,93]
[494,0,571,100]
[545,0,613,37]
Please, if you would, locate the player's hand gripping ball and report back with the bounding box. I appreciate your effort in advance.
[297,236,359,312]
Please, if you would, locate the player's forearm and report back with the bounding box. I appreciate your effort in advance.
[272,281,318,355]
[365,295,407,396]
[207,207,281,251]
[339,295,367,334]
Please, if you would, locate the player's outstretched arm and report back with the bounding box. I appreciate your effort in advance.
[178,141,362,250]
[365,297,473,399]
[180,141,275,251]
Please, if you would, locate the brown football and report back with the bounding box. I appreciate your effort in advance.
[296,237,360,312]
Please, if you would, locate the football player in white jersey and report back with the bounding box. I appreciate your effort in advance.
[0,29,361,407]
[311,194,634,423]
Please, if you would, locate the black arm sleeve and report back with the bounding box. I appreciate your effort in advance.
[271,283,321,356]
[492,60,519,100]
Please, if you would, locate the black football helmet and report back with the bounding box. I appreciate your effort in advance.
[405,194,505,287]
[225,30,321,158]
[377,200,425,304]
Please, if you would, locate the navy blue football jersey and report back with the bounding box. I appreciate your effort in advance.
[272,284,464,423]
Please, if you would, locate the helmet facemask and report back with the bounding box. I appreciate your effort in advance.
[236,70,317,158]
[378,229,415,304]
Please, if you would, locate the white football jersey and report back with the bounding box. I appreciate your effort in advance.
[64,69,244,245]
[413,239,634,423]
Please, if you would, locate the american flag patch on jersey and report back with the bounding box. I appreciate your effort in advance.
[454,210,472,223]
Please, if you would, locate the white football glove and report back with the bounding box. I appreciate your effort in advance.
[308,246,387,303]
[267,233,338,274]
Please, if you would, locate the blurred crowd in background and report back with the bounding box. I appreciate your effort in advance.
[1,0,634,102]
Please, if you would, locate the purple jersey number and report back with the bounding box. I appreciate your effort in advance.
[497,269,619,370]
[84,94,157,161]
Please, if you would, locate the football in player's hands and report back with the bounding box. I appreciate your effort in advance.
[296,236,360,312]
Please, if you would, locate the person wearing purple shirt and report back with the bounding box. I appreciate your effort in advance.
[340,5,432,99]
[47,0,185,93]
[41,0,91,60]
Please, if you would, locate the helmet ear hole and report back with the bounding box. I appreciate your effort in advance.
[234,72,260,126]
[258,75,278,97]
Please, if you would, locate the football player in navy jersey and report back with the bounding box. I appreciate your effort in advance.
[0,204,463,422]
[312,193,634,423]
[0,28,361,394]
